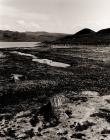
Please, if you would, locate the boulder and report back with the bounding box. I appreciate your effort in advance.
[31,94,70,127]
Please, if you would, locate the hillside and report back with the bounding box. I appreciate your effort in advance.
[97,28,110,35]
[46,28,110,45]
[0,30,67,42]
[74,28,95,36]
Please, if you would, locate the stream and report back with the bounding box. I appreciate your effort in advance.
[11,51,70,68]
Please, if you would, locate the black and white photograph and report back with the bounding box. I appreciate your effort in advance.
[0,0,110,139]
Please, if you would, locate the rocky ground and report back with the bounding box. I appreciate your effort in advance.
[0,91,110,140]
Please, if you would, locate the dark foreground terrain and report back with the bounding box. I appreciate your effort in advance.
[45,28,110,45]
[0,45,110,140]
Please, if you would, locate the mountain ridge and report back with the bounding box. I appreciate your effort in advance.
[47,28,110,45]
[0,30,67,42]
[1,28,110,45]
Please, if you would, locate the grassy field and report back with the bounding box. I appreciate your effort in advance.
[0,45,110,107]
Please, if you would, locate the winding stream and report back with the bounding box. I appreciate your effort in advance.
[11,51,70,68]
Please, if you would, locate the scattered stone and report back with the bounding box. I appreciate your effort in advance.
[65,110,72,117]
[70,122,77,128]
[37,133,42,136]
[4,128,15,138]
[17,133,28,139]
[0,113,12,121]
[25,128,34,138]
[43,131,49,134]
[11,74,25,83]
[0,91,110,140]
[63,130,68,135]
[101,129,110,134]
[91,108,110,123]
[75,121,95,131]
[81,91,99,97]
[38,127,42,132]
[71,96,88,103]
[57,130,68,136]
[34,120,44,132]
[106,99,110,103]
[30,114,39,127]
[39,102,56,122]
[0,132,5,137]
[60,137,68,140]
[71,133,86,139]
[16,110,31,118]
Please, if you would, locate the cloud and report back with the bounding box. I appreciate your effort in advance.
[0,3,48,31]
[0,24,11,30]
[30,23,41,29]
[17,20,41,31]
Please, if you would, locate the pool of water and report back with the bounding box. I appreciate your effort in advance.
[0,42,39,48]
[11,51,70,68]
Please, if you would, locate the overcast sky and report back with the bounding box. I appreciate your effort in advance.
[0,0,110,33]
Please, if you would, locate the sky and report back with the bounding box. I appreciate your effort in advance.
[0,0,110,33]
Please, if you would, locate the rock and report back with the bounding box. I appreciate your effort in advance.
[60,137,68,140]
[31,94,69,129]
[30,114,39,127]
[70,122,77,129]
[0,131,5,137]
[74,121,95,131]
[32,119,44,133]
[17,133,28,139]
[57,130,68,136]
[59,113,69,122]
[25,128,34,138]
[91,108,110,123]
[4,128,15,138]
[101,129,110,134]
[0,113,12,120]
[49,94,69,120]
[65,110,72,117]
[11,74,24,83]
[16,110,31,118]
[71,133,86,139]
[81,91,99,97]
[39,102,56,122]
[37,133,42,136]
[50,94,69,109]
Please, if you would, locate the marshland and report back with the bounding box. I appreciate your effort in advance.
[0,42,110,140]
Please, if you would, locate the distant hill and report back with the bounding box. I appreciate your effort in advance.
[96,28,110,35]
[1,28,110,45]
[0,30,67,42]
[45,28,110,45]
[74,28,95,36]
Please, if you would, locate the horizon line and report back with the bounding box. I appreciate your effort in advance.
[0,27,110,34]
